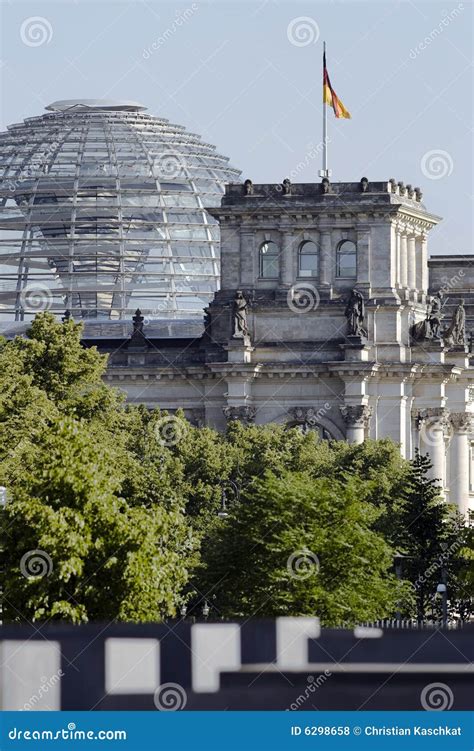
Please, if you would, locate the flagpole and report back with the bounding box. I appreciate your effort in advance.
[323,41,327,174]
[319,41,330,179]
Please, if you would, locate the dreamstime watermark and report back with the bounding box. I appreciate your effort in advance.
[275,140,330,187]
[414,538,463,589]
[4,140,60,195]
[418,416,445,449]
[155,415,188,447]
[20,17,53,47]
[421,149,454,180]
[154,682,187,710]
[19,282,53,313]
[287,283,320,314]
[20,550,53,579]
[286,671,332,710]
[437,270,465,296]
[153,150,186,180]
[8,724,127,741]
[22,670,65,711]
[409,4,464,59]
[287,549,320,580]
[143,5,199,59]
[420,682,454,711]
[287,17,320,47]
[143,276,193,324]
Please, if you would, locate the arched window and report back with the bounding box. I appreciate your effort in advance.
[298,240,319,278]
[336,240,357,278]
[259,241,280,278]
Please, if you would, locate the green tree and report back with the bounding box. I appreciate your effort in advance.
[2,416,194,623]
[0,314,197,623]
[197,470,408,625]
[395,450,468,621]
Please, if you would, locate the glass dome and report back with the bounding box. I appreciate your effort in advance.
[0,99,240,321]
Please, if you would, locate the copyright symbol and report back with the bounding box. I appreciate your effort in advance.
[353,726,362,736]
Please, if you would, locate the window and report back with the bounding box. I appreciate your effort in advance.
[336,240,357,278]
[259,241,280,278]
[298,240,319,278]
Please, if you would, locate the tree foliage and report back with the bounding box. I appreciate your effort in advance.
[196,469,409,625]
[0,314,196,623]
[393,450,471,622]
[1,313,472,626]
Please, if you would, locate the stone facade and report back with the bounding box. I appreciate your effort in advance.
[61,180,474,516]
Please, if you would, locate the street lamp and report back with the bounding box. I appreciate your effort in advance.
[437,574,448,628]
[217,480,239,518]
[393,552,409,623]
[202,601,210,620]
[218,487,229,519]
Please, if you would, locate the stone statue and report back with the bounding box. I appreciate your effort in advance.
[428,292,443,339]
[243,179,253,196]
[410,291,444,342]
[443,299,466,346]
[360,177,369,192]
[132,308,144,334]
[232,290,249,339]
[344,289,366,337]
[321,178,330,194]
[282,178,291,195]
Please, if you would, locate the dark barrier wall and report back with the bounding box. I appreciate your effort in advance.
[1,618,472,711]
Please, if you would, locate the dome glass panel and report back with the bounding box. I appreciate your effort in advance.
[0,100,240,321]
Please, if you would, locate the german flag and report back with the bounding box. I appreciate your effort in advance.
[323,50,351,119]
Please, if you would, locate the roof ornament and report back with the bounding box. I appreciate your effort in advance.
[243,179,253,196]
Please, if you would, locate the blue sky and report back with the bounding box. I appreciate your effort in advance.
[1,0,472,256]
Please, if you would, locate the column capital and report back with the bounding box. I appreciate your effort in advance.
[449,412,472,433]
[223,405,256,424]
[340,404,372,428]
[414,407,449,430]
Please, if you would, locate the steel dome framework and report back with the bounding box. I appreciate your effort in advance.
[0,100,240,321]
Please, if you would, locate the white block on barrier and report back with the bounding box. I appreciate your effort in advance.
[191,624,241,693]
[0,640,62,710]
[354,626,383,639]
[276,617,320,669]
[105,638,160,694]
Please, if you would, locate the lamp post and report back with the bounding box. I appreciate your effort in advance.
[393,552,408,623]
[218,479,239,519]
[438,555,448,627]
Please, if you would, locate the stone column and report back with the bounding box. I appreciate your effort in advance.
[319,230,332,288]
[394,223,401,288]
[407,233,417,293]
[356,228,370,289]
[416,408,448,500]
[449,413,472,517]
[279,230,294,288]
[340,405,372,444]
[399,229,408,289]
[240,230,255,287]
[417,233,429,298]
